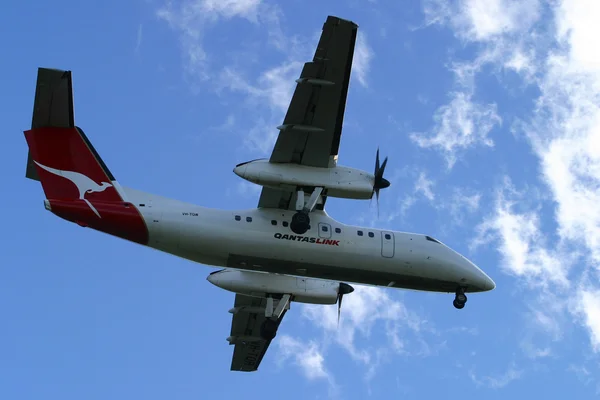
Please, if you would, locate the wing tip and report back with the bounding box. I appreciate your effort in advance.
[326,15,359,28]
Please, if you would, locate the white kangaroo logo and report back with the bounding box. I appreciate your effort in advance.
[34,161,113,218]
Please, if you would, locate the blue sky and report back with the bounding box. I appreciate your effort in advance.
[2,0,600,398]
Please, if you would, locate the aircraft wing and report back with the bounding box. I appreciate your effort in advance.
[257,15,358,211]
[229,294,288,372]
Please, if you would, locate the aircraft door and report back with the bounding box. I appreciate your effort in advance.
[381,231,395,258]
[318,223,332,239]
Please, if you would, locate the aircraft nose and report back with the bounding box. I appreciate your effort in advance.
[449,250,496,292]
[477,271,496,291]
[464,259,496,292]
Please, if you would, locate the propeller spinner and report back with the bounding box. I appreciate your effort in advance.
[337,282,355,327]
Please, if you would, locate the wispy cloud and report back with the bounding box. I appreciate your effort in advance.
[414,171,435,201]
[216,59,301,154]
[276,335,338,395]
[201,0,262,20]
[135,24,143,55]
[469,363,524,389]
[423,0,600,355]
[574,288,600,352]
[353,32,373,88]
[472,178,572,289]
[156,0,275,81]
[409,92,501,168]
[423,0,541,42]
[301,285,440,380]
[382,169,437,223]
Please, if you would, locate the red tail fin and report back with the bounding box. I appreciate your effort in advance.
[24,68,148,245]
[24,126,122,204]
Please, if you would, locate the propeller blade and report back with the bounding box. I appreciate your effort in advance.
[337,294,343,327]
[376,188,380,218]
[379,157,388,178]
[337,283,354,328]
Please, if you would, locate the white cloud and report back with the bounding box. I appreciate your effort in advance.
[414,172,435,201]
[425,0,600,354]
[157,0,275,80]
[424,0,541,42]
[276,335,339,396]
[201,0,261,20]
[473,179,571,289]
[575,287,600,352]
[409,92,501,168]
[449,190,480,218]
[469,364,524,389]
[459,0,541,41]
[301,285,438,379]
[218,61,302,154]
[277,335,332,381]
[135,24,143,54]
[218,61,302,113]
[555,0,600,74]
[382,170,438,223]
[353,32,373,88]
[504,47,536,77]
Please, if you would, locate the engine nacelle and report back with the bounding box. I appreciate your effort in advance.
[233,159,374,200]
[207,269,342,305]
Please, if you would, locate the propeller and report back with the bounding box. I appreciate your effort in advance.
[372,148,391,216]
[337,282,355,327]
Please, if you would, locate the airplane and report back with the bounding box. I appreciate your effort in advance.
[23,15,495,372]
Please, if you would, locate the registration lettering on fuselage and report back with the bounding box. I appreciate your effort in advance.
[274,232,340,246]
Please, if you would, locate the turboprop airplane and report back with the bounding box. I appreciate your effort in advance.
[23,15,494,372]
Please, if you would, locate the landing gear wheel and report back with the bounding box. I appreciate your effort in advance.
[453,299,465,309]
[291,211,310,235]
[453,288,467,309]
[260,319,278,340]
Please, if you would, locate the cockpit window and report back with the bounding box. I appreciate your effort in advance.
[425,235,441,244]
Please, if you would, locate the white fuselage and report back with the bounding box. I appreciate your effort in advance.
[123,187,495,294]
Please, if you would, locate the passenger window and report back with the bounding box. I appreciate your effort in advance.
[283,221,289,227]
[385,234,391,240]
[321,225,328,232]
[246,217,252,222]
[335,228,341,234]
[368,232,374,238]
[357,231,363,236]
[271,220,277,226]
[235,215,241,221]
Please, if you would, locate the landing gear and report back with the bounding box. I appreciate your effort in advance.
[291,211,310,234]
[453,287,467,309]
[291,187,323,235]
[260,318,278,340]
[260,294,291,340]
